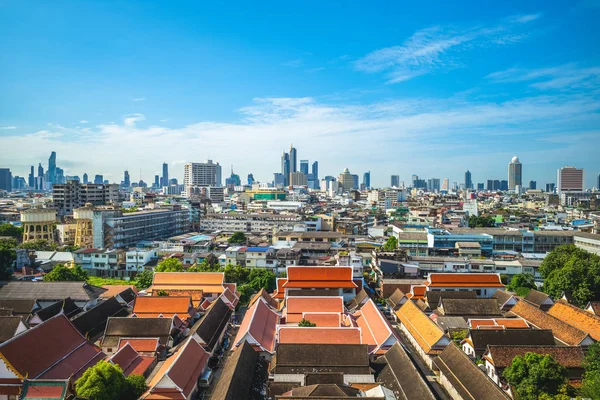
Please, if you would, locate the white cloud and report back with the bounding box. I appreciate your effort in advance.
[0,126,17,130]
[123,113,145,127]
[355,14,540,83]
[80,120,88,124]
[508,13,543,23]
[486,63,600,90]
[133,97,146,102]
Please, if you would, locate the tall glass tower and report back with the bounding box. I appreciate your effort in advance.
[508,156,522,190]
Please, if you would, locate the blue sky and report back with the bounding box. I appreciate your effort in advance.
[1,0,599,188]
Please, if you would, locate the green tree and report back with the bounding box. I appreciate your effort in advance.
[468,215,496,228]
[298,318,316,327]
[228,232,247,244]
[0,238,18,280]
[237,283,255,304]
[539,245,600,305]
[75,361,128,400]
[450,329,468,343]
[134,270,154,290]
[0,224,23,240]
[582,342,600,399]
[506,273,537,296]
[18,239,57,251]
[248,268,276,291]
[503,352,567,400]
[123,375,147,399]
[382,236,398,251]
[156,289,169,296]
[584,341,600,373]
[44,264,88,282]
[60,244,81,252]
[155,258,183,272]
[223,263,250,284]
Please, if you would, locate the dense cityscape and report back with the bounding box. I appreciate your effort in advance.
[1,1,600,399]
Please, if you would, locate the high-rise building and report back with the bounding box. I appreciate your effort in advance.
[391,175,400,188]
[465,170,472,190]
[311,161,319,182]
[37,163,45,190]
[0,168,12,192]
[225,167,241,187]
[28,166,34,188]
[48,151,57,185]
[12,176,26,190]
[545,183,555,193]
[82,173,89,184]
[427,178,440,192]
[281,152,290,186]
[162,162,169,187]
[154,175,160,188]
[477,183,484,191]
[300,160,309,176]
[53,180,119,216]
[123,170,131,187]
[529,181,537,190]
[183,160,222,196]
[339,168,354,192]
[500,180,508,191]
[352,174,359,190]
[441,178,449,192]
[508,156,522,190]
[94,175,103,184]
[289,144,297,173]
[597,174,600,190]
[290,171,307,186]
[248,173,255,185]
[55,167,64,184]
[557,166,584,194]
[363,171,371,190]
[273,173,285,187]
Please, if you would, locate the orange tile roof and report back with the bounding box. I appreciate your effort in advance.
[285,296,344,324]
[233,297,279,353]
[407,285,427,300]
[110,343,155,376]
[118,338,160,353]
[395,300,446,354]
[510,300,589,346]
[548,301,600,341]
[301,313,341,327]
[352,299,395,353]
[150,289,203,306]
[100,285,138,299]
[272,278,287,300]
[133,296,192,318]
[283,267,357,289]
[425,273,504,288]
[277,327,362,345]
[152,272,224,286]
[469,318,530,329]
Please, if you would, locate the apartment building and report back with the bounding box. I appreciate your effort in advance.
[52,180,119,216]
[200,213,303,233]
[183,160,222,197]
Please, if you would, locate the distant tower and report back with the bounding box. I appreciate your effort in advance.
[557,166,584,194]
[311,161,319,182]
[465,170,472,190]
[82,173,89,184]
[162,162,169,187]
[48,151,57,185]
[508,156,522,190]
[123,170,131,187]
[289,144,297,173]
[300,160,309,176]
[28,166,34,188]
[281,152,290,186]
[391,175,400,188]
[363,171,371,190]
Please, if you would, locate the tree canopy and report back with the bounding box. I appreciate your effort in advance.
[248,268,276,292]
[468,215,496,228]
[582,342,600,400]
[76,361,127,400]
[382,236,398,251]
[43,264,88,282]
[0,224,23,240]
[228,231,247,244]
[503,352,567,400]
[506,273,537,296]
[155,257,183,272]
[539,245,600,305]
[134,270,154,290]
[0,238,17,280]
[17,239,57,251]
[298,318,316,327]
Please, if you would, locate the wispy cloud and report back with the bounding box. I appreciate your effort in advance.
[0,126,17,130]
[486,63,600,90]
[80,120,88,124]
[123,113,145,127]
[355,14,540,83]
[133,97,146,102]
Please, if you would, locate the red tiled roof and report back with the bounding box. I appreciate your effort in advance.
[277,327,362,345]
[118,338,160,353]
[425,273,504,288]
[100,285,138,299]
[221,287,239,309]
[110,343,155,376]
[352,299,396,353]
[283,267,357,289]
[407,285,427,300]
[233,297,279,353]
[469,318,529,329]
[301,313,341,327]
[21,383,66,399]
[548,301,600,341]
[285,297,344,324]
[272,278,287,300]
[133,296,192,318]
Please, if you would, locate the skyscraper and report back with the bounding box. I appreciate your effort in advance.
[363,171,371,189]
[339,168,354,192]
[281,152,290,186]
[28,166,34,188]
[311,161,318,182]
[597,174,600,190]
[154,175,160,188]
[352,174,359,190]
[289,144,297,173]
[465,170,472,190]
[183,160,223,195]
[94,174,103,184]
[300,160,309,176]
[247,173,255,185]
[0,168,12,192]
[37,163,44,190]
[545,183,555,193]
[391,175,400,188]
[557,166,584,194]
[162,162,169,187]
[124,170,131,187]
[529,181,537,190]
[82,173,89,184]
[48,151,56,185]
[508,156,522,190]
[441,178,449,192]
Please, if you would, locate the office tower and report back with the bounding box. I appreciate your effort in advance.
[441,178,449,192]
[162,162,169,187]
[0,168,12,191]
[363,171,371,190]
[529,181,537,190]
[281,152,290,186]
[124,170,131,187]
[289,144,297,173]
[311,161,319,182]
[169,178,178,185]
[391,175,400,188]
[37,164,44,190]
[94,174,103,184]
[486,180,493,191]
[247,174,255,185]
[557,166,584,194]
[339,168,354,192]
[508,156,522,190]
[55,167,64,184]
[477,183,484,191]
[465,170,472,190]
[12,176,26,190]
[500,180,508,191]
[273,173,285,187]
[82,173,89,184]
[300,160,309,176]
[427,178,440,192]
[352,174,359,190]
[154,175,160,188]
[48,151,56,185]
[597,174,600,190]
[28,166,34,188]
[183,160,223,195]
[545,183,555,193]
[290,171,307,186]
[225,167,241,187]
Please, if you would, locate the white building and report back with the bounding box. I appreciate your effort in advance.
[183,160,222,197]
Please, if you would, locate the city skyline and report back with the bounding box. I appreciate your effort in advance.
[1,1,599,187]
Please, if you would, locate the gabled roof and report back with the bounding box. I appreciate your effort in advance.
[132,296,192,318]
[510,300,589,346]
[233,297,279,353]
[20,380,68,400]
[282,384,362,397]
[469,318,529,329]
[425,290,478,309]
[72,297,129,340]
[434,343,509,400]
[0,282,106,301]
[0,316,24,342]
[32,297,82,322]
[211,341,259,400]
[150,271,227,294]
[249,288,279,309]
[466,329,555,352]
[524,289,554,308]
[548,300,600,341]
[190,296,232,350]
[374,342,436,400]
[485,345,585,369]
[406,285,426,300]
[277,327,362,345]
[118,338,160,353]
[102,317,173,348]
[271,344,370,375]
[283,267,357,289]
[352,299,396,353]
[0,299,38,317]
[438,298,502,317]
[0,314,105,380]
[395,300,447,354]
[221,287,239,309]
[492,290,517,307]
[109,343,155,376]
[425,273,504,288]
[272,278,287,300]
[146,336,210,399]
[285,296,344,324]
[301,313,342,327]
[101,285,137,304]
[346,288,369,310]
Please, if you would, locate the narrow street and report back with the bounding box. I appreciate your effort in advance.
[393,324,450,400]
